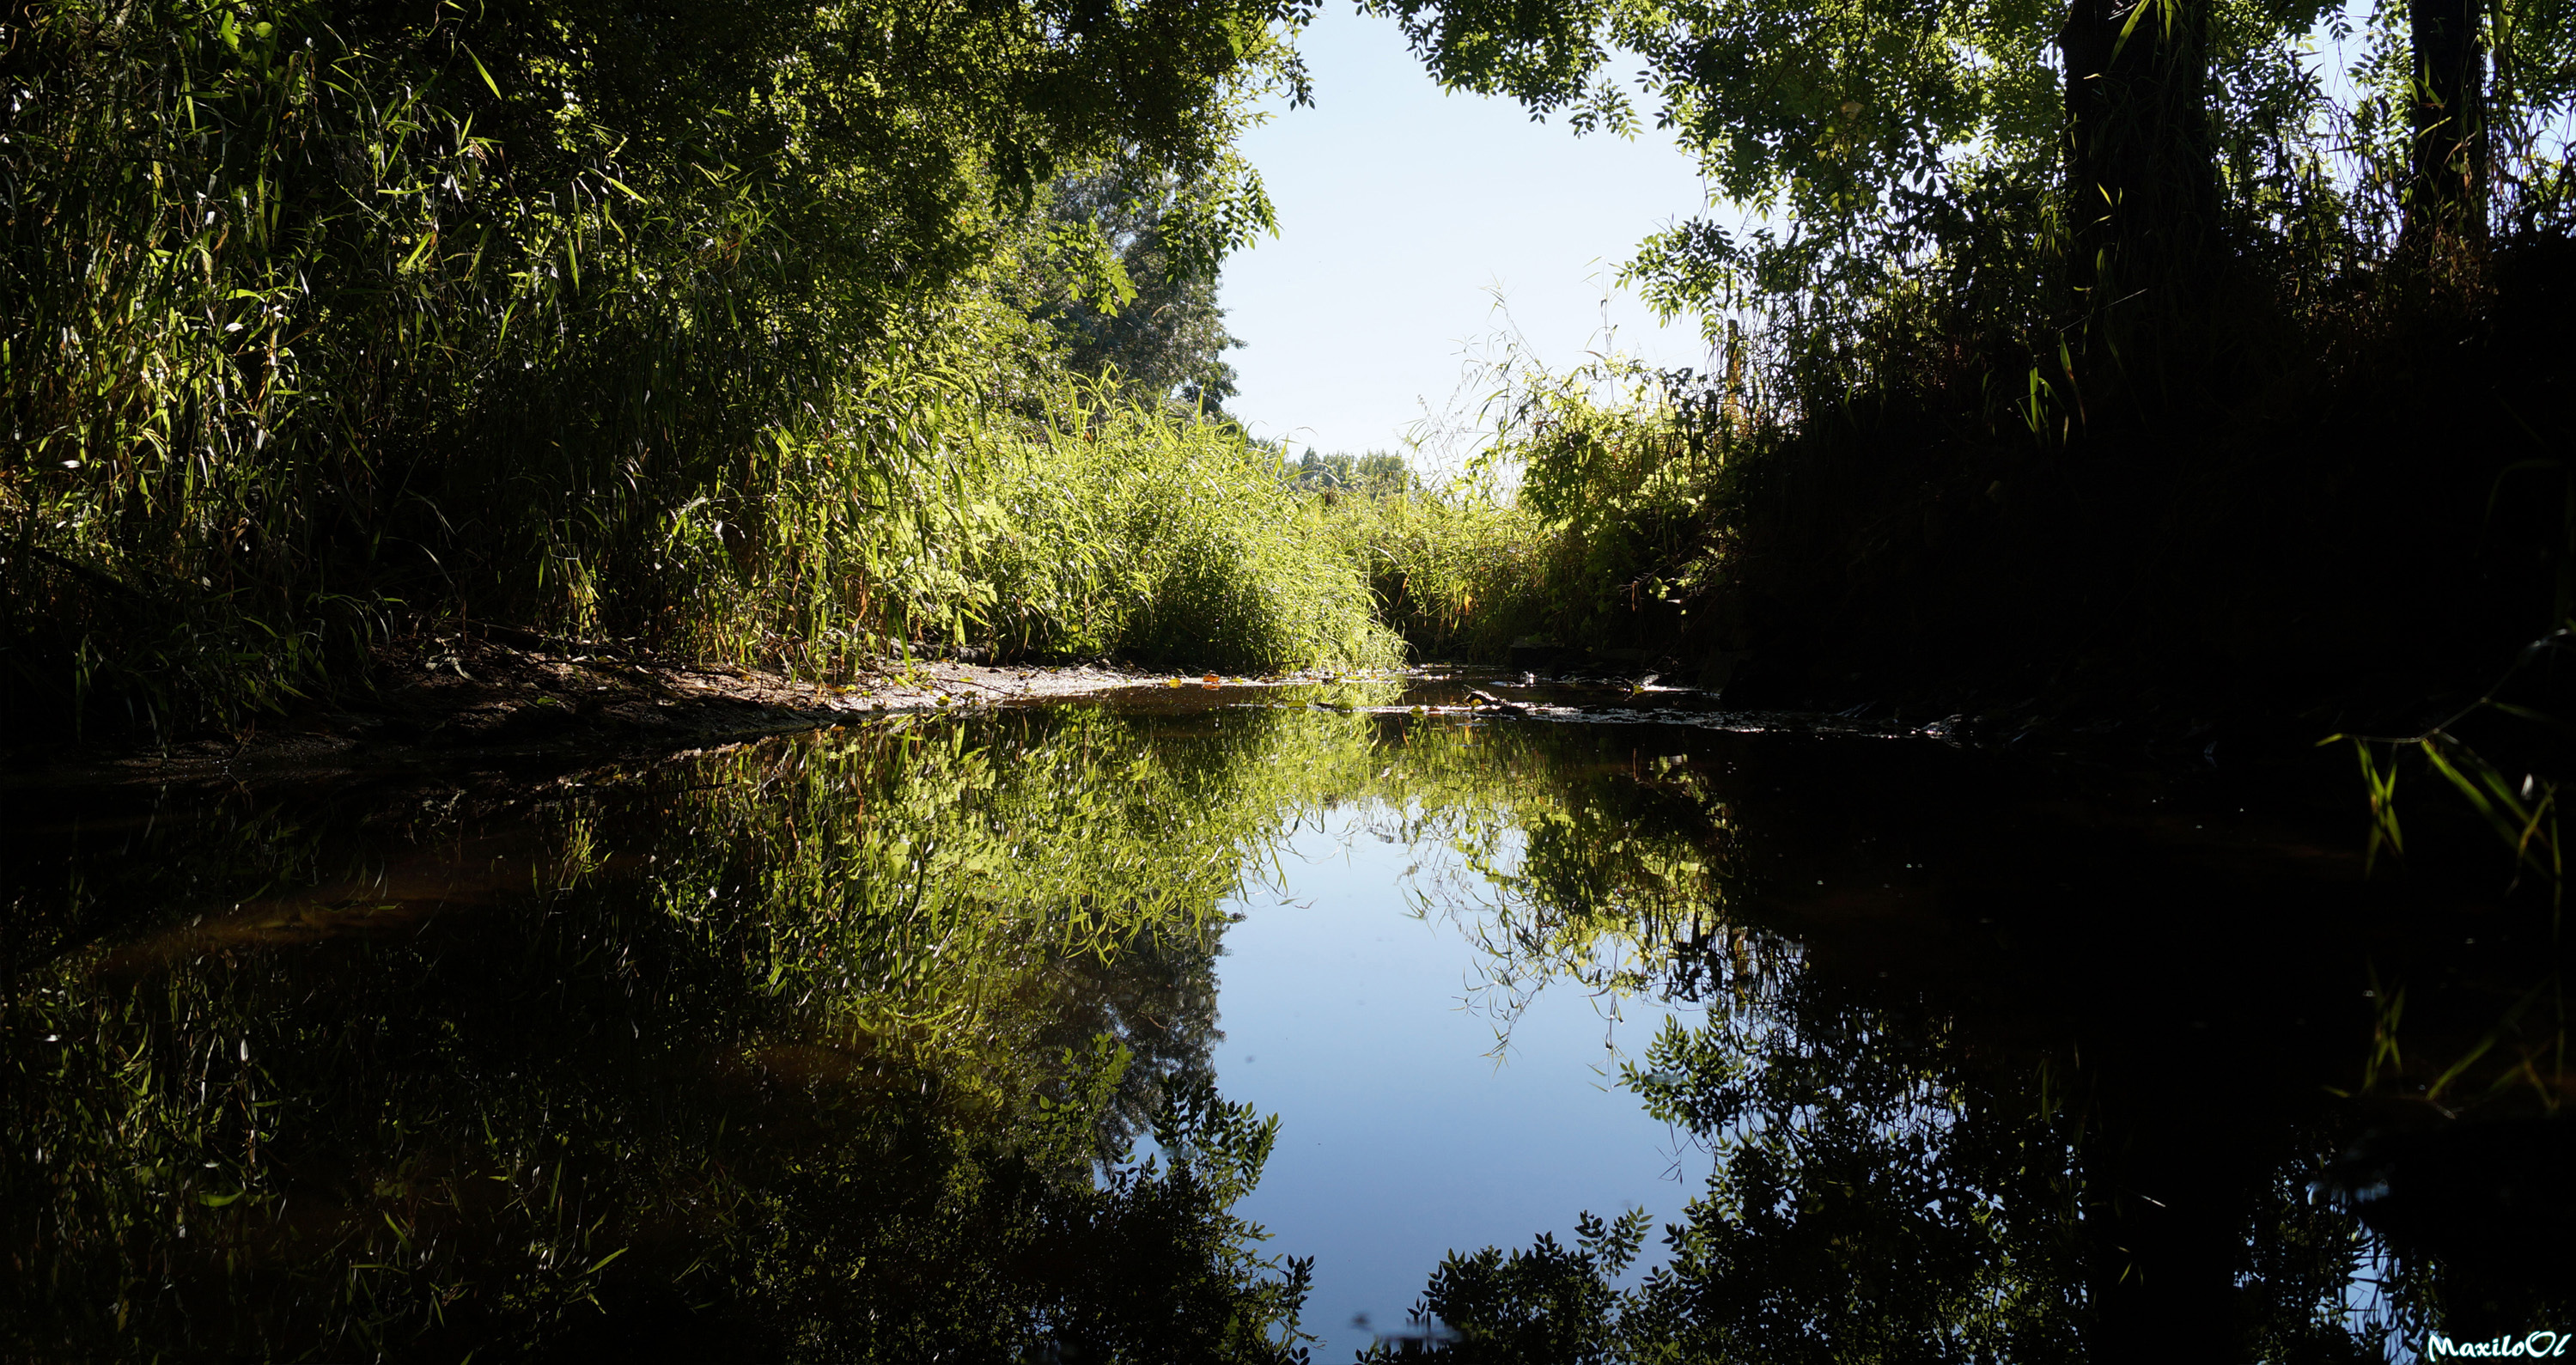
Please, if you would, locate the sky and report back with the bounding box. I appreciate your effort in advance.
[1215,6,1718,463]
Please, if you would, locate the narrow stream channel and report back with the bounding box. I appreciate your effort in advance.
[4,675,2567,1361]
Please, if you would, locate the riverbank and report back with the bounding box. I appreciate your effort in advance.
[0,627,1283,784]
[5,621,2422,790]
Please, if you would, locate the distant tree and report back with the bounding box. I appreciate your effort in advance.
[1040,165,1250,415]
[1353,452,1413,497]
[1292,449,1412,496]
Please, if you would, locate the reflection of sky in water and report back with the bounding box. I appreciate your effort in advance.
[1215,801,1709,1362]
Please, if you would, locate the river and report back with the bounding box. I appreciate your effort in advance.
[3,673,2566,1362]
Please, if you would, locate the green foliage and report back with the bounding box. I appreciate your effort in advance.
[1371,0,2576,460]
[1304,349,1747,663]
[15,672,2549,1359]
[1,706,1345,1360]
[1594,1004,2093,1364]
[1489,356,1739,635]
[0,0,1307,731]
[0,686,1786,1358]
[1314,480,1550,660]
[1384,970,2422,1365]
[1041,165,1252,413]
[1434,751,1748,1015]
[1335,722,2506,1364]
[1365,1210,1653,1363]
[2341,0,2576,242]
[954,393,1405,671]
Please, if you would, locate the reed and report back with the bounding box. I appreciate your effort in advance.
[944,388,1404,672]
[0,0,1301,734]
[1313,483,1550,661]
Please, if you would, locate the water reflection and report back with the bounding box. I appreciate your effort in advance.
[2,708,1321,1361]
[1323,692,2573,1362]
[1215,805,1708,1362]
[2,681,2567,1361]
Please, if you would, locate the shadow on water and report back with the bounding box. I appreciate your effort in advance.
[2,677,2568,1361]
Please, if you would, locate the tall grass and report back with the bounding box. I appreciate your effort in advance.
[382,370,1411,679]
[0,0,1303,734]
[953,392,1402,672]
[1316,484,1547,661]
[1300,350,1756,666]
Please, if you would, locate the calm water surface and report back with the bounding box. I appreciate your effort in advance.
[3,673,2567,1362]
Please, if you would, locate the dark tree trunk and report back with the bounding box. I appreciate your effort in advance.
[2057,0,2218,417]
[2403,0,2488,252]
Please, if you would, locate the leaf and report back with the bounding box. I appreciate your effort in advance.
[466,46,502,100]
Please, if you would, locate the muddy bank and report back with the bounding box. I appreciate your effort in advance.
[4,618,2456,791]
[0,628,1306,784]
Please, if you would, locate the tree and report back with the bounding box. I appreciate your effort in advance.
[1042,166,1252,413]
[2054,0,2226,407]
[1357,0,2344,417]
[2403,0,2489,252]
[2356,0,2576,251]
[1293,449,1412,496]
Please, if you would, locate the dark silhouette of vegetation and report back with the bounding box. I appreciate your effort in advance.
[1347,0,2576,754]
[1356,706,2573,1362]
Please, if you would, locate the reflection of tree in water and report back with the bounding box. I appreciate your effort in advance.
[0,709,1323,1361]
[1363,894,2095,1362]
[1392,748,1760,1041]
[1043,918,1226,1155]
[1364,740,2560,1363]
[1380,966,2440,1362]
[1612,987,2087,1362]
[11,702,2566,1359]
[2,699,1755,1359]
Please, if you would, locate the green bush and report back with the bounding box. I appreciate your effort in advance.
[1317,484,1550,661]
[953,393,1403,673]
[0,0,1295,731]
[1300,353,1745,664]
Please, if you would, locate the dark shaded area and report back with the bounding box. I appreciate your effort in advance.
[1686,241,2576,742]
[1322,695,2572,1362]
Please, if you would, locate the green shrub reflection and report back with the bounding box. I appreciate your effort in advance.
[1,706,1367,1361]
[2,692,1789,1359]
[21,701,2524,1362]
[1371,981,2437,1363]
